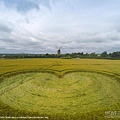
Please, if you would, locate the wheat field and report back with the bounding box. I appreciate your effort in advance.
[0,58,120,120]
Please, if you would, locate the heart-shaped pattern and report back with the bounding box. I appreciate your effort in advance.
[0,72,120,115]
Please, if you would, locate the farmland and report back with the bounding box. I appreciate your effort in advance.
[0,58,120,120]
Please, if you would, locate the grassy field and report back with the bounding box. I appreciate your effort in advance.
[0,58,120,120]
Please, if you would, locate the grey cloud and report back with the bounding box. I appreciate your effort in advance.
[113,23,120,32]
[0,47,9,53]
[72,31,120,44]
[0,27,120,54]
[0,23,13,33]
[1,0,50,13]
[0,31,52,53]
[2,0,39,12]
[110,46,120,52]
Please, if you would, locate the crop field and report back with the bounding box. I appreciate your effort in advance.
[0,58,120,120]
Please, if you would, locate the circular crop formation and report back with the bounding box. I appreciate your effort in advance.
[0,72,120,116]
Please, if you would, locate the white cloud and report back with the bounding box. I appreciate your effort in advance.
[0,0,120,54]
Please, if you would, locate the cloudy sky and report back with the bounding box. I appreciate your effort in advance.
[0,0,120,54]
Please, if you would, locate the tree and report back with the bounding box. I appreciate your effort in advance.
[101,51,108,57]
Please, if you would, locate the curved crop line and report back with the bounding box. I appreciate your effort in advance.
[0,75,37,95]
[0,69,57,81]
[60,69,120,81]
[0,68,120,83]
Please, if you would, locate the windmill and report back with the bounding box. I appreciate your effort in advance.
[55,46,63,56]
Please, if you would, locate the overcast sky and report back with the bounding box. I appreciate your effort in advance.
[0,0,120,54]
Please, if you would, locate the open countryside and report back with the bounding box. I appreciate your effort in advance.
[0,58,120,120]
[0,0,120,119]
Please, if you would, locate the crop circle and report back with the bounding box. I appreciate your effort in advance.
[0,72,120,115]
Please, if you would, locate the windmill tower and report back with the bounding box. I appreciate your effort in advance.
[56,46,63,56]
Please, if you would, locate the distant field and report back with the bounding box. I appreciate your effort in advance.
[0,58,120,120]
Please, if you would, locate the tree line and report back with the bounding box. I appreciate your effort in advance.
[0,51,120,59]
